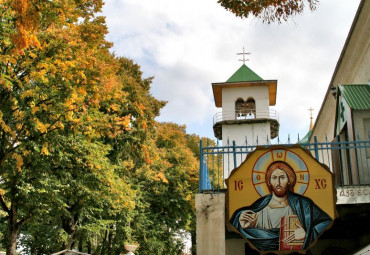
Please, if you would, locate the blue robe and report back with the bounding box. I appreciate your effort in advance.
[230,192,333,251]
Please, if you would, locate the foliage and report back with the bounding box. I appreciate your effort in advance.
[0,0,136,253]
[0,0,206,254]
[129,123,199,255]
[217,0,319,23]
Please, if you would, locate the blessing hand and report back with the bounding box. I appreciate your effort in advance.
[293,222,306,240]
[282,222,306,243]
[239,210,257,228]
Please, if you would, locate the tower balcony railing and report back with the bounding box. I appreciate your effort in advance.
[213,109,279,125]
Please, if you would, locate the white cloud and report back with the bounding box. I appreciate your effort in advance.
[102,0,361,140]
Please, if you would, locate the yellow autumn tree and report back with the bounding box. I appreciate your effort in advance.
[120,122,199,254]
[0,0,138,253]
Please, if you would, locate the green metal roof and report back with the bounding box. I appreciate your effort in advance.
[340,84,370,110]
[226,64,263,82]
[299,130,312,144]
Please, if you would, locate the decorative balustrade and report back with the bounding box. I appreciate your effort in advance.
[213,109,279,125]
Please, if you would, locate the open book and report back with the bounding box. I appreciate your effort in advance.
[279,215,304,251]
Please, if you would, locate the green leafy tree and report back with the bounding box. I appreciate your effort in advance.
[104,123,199,255]
[87,57,166,255]
[0,0,137,253]
[1,1,208,254]
[17,134,134,253]
[69,123,200,255]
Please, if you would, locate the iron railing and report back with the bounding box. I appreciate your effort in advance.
[199,136,370,193]
[213,109,279,125]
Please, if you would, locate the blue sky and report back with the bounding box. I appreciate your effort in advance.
[102,0,361,143]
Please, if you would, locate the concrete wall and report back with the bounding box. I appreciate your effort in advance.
[196,193,248,255]
[196,193,225,255]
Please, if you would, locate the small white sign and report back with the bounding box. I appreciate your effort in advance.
[336,187,370,204]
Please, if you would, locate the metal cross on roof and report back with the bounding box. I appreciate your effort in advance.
[308,107,314,119]
[237,47,251,64]
[308,107,314,130]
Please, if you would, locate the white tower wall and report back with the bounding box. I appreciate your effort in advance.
[222,122,271,146]
[222,86,269,119]
[220,86,272,179]
[222,122,271,178]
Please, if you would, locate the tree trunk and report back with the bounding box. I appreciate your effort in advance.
[64,238,72,250]
[78,235,83,251]
[6,226,18,255]
[107,225,113,255]
[87,239,92,254]
[100,228,108,255]
[6,206,19,255]
[61,213,78,250]
[191,230,196,255]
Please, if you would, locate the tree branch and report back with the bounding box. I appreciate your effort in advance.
[0,193,10,214]
[16,216,29,228]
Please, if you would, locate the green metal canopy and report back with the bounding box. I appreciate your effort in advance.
[226,64,263,82]
[340,84,370,110]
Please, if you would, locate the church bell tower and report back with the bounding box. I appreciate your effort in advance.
[211,59,279,175]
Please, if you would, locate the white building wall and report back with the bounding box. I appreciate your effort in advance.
[222,123,270,178]
[222,86,269,119]
[222,123,270,146]
[220,86,271,180]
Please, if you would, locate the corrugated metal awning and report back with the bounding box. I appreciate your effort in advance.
[340,84,370,110]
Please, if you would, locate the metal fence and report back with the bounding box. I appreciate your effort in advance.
[199,136,370,193]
